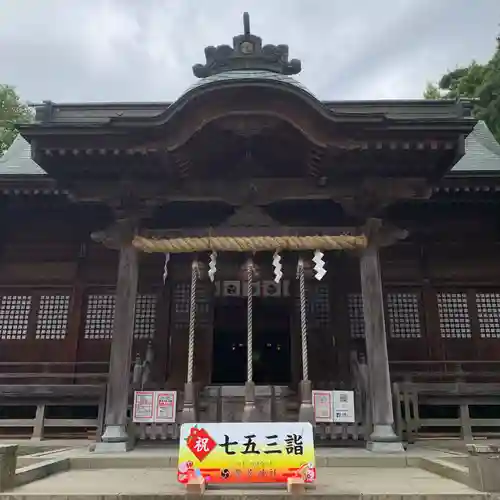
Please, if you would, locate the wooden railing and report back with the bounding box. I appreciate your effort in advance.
[390,360,500,442]
[0,362,109,439]
[1,355,499,442]
[0,345,157,441]
[0,361,109,384]
[390,360,500,381]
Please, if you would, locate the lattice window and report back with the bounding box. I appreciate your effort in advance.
[35,294,70,340]
[84,294,115,339]
[386,292,421,339]
[437,292,471,338]
[85,293,159,340]
[196,284,212,326]
[173,283,190,314]
[348,293,364,338]
[134,294,157,339]
[311,284,330,327]
[476,292,500,339]
[0,295,32,340]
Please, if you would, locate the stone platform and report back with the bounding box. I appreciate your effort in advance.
[5,467,488,499]
[0,440,497,499]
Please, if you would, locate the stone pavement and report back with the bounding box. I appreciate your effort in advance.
[1,440,497,498]
[5,467,489,498]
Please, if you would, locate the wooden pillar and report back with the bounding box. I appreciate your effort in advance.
[95,220,139,452]
[359,220,404,452]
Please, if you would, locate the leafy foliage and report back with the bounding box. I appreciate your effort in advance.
[0,85,33,155]
[424,37,500,142]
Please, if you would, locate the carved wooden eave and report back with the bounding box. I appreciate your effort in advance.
[34,137,461,156]
[1,175,498,204]
[16,15,476,208]
[20,85,475,157]
[221,205,279,228]
[336,178,433,218]
[59,177,432,207]
[0,176,69,197]
[19,89,475,193]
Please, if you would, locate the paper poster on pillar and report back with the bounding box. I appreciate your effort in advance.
[177,422,316,484]
[333,390,355,423]
[133,391,177,423]
[155,391,177,423]
[132,391,154,423]
[312,390,334,423]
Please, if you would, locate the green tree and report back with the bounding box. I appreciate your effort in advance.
[0,85,33,155]
[424,37,500,142]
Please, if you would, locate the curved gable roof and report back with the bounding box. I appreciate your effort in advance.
[3,119,497,177]
[182,70,316,99]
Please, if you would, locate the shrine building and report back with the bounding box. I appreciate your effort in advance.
[1,14,500,452]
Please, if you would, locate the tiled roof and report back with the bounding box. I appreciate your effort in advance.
[181,70,316,99]
[0,135,46,175]
[451,121,500,172]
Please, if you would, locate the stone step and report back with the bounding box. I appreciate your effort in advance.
[6,466,489,499]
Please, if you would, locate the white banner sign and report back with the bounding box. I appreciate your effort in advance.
[333,390,355,423]
[133,390,177,423]
[312,390,333,423]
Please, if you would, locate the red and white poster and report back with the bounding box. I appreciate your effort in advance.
[132,391,154,423]
[154,391,177,423]
[312,390,333,423]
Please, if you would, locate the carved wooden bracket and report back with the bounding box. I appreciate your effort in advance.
[338,178,432,219]
[361,217,409,248]
[91,217,138,250]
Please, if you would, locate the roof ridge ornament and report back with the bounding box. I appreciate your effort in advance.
[192,12,301,78]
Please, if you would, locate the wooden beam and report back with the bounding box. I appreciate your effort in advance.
[140,226,359,239]
[66,177,430,206]
[0,385,105,400]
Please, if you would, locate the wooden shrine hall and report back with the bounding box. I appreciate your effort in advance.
[1,13,500,451]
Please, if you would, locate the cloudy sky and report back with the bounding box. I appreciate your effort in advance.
[1,0,499,103]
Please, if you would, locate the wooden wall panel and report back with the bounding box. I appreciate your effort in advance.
[1,196,500,381]
[427,243,500,284]
[380,242,422,284]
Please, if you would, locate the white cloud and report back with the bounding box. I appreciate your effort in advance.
[1,0,499,102]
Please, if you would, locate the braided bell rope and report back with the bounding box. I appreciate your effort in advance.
[133,234,367,253]
[246,259,253,383]
[186,260,197,384]
[297,257,309,381]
